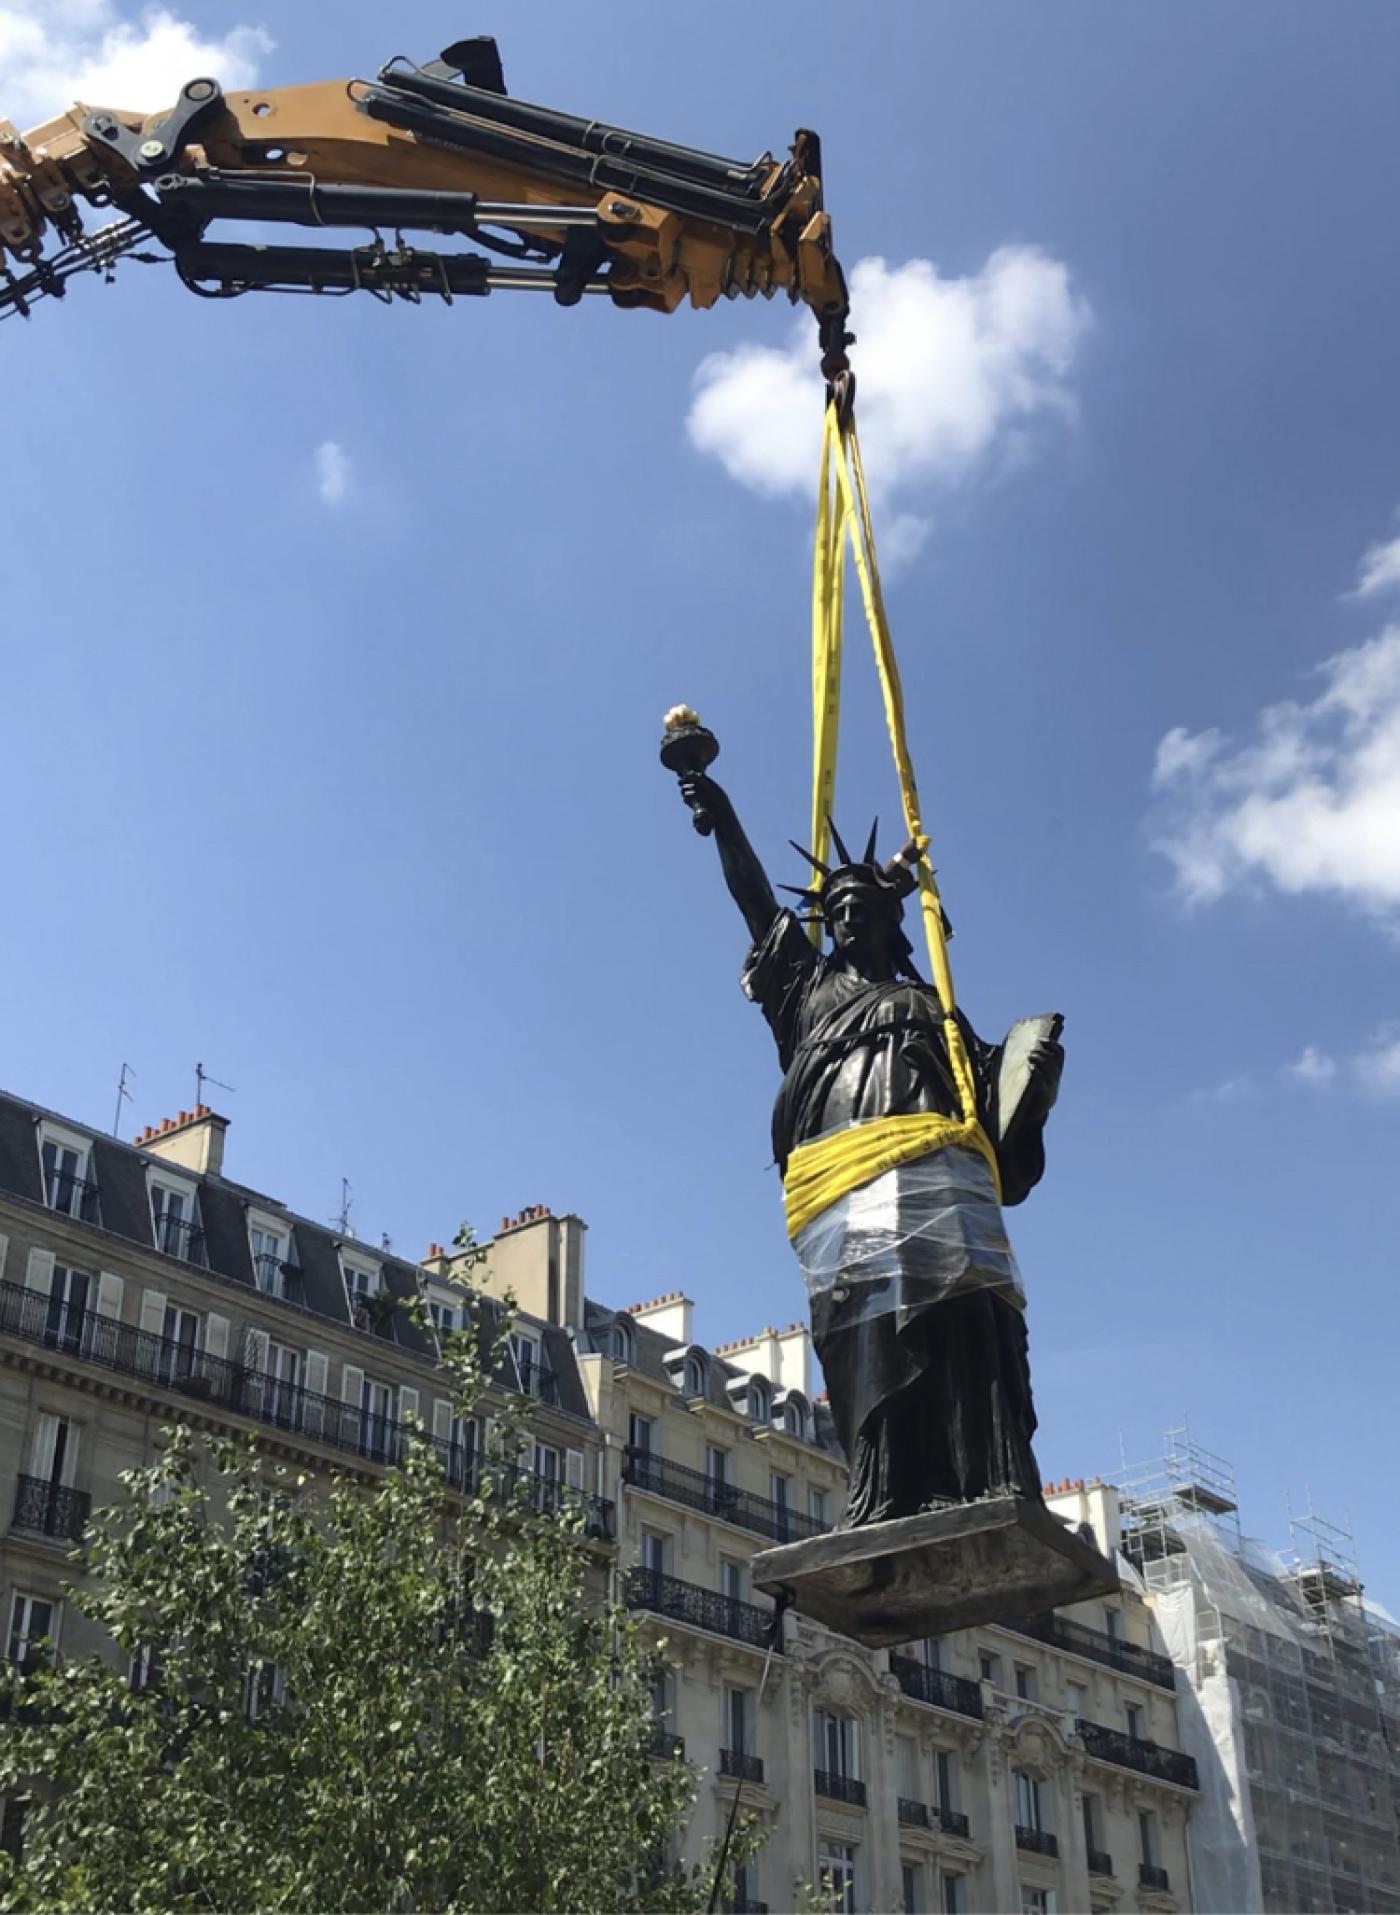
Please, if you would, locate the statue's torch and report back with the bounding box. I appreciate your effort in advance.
[660,705,720,837]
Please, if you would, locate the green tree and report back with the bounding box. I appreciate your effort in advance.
[0,1297,750,1912]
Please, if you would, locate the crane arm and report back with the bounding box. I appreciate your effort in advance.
[0,34,851,357]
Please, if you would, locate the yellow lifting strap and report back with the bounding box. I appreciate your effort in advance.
[784,402,999,1242]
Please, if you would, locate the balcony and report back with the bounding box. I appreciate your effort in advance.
[154,1214,207,1267]
[624,1566,779,1653]
[1006,1612,1176,1690]
[937,1808,970,1839]
[1076,1718,1199,1791]
[1016,1827,1058,1857]
[647,1722,685,1759]
[898,1798,930,1828]
[1087,1849,1115,1877]
[720,1748,764,1784]
[888,1654,984,1720]
[12,1475,91,1543]
[46,1170,101,1225]
[1139,1863,1171,1892]
[814,1770,866,1807]
[622,1446,826,1545]
[0,1280,615,1538]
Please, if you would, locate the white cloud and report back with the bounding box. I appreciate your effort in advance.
[314,440,351,507]
[0,2,271,126]
[1352,529,1400,601]
[1149,626,1400,916]
[686,248,1091,566]
[1355,1026,1400,1098]
[1287,1045,1337,1087]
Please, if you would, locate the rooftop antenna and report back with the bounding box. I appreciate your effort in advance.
[335,1177,354,1236]
[195,1060,236,1107]
[112,1062,135,1136]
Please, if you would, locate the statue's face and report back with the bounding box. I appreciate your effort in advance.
[827,887,896,972]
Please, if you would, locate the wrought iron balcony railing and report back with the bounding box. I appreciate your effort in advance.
[720,1748,764,1784]
[814,1769,866,1806]
[622,1446,826,1545]
[888,1653,984,1720]
[1006,1611,1176,1689]
[46,1171,101,1224]
[253,1253,301,1301]
[1087,1848,1114,1877]
[0,1280,613,1538]
[1076,1718,1199,1791]
[897,1797,930,1828]
[12,1474,91,1543]
[624,1566,779,1652]
[648,1722,685,1759]
[1139,1863,1171,1892]
[154,1213,207,1266]
[937,1807,970,1839]
[1015,1827,1058,1857]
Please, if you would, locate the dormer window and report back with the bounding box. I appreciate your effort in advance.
[683,1351,707,1398]
[151,1179,204,1265]
[750,1376,772,1424]
[609,1317,635,1364]
[250,1225,294,1300]
[774,1388,812,1443]
[341,1257,385,1330]
[39,1128,99,1225]
[662,1343,709,1399]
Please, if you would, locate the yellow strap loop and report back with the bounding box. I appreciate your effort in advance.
[793,400,993,1227]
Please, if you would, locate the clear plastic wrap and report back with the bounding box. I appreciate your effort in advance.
[791,1140,1024,1323]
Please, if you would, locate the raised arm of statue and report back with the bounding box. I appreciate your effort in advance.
[677,770,780,944]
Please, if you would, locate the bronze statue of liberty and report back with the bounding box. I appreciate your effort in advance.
[669,732,1064,1530]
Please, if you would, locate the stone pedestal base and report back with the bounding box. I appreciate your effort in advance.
[751,1496,1119,1647]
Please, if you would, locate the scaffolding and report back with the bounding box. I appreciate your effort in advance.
[1115,1425,1400,1915]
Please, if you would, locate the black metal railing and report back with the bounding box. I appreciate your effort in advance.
[720,1748,764,1784]
[1077,1718,1199,1790]
[12,1475,91,1542]
[814,1770,866,1806]
[1087,1848,1114,1877]
[624,1566,779,1652]
[46,1172,101,1225]
[514,1361,561,1407]
[154,1214,207,1266]
[897,1798,930,1828]
[622,1446,826,1545]
[648,1722,685,1759]
[253,1254,302,1301]
[0,1280,613,1538]
[938,1807,970,1839]
[1007,1612,1176,1689]
[1015,1827,1058,1857]
[888,1654,984,1720]
[1139,1863,1170,1892]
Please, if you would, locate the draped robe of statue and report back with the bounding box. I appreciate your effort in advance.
[743,905,1058,1527]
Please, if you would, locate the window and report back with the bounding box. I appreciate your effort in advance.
[427,1300,458,1338]
[979,1650,1001,1687]
[343,1262,380,1323]
[682,1351,706,1397]
[264,1343,302,1429]
[731,1859,760,1912]
[896,1734,919,1800]
[1139,1809,1159,1869]
[1125,1701,1145,1741]
[359,1377,393,1461]
[782,1398,805,1438]
[902,1862,925,1914]
[1082,1792,1103,1853]
[818,1840,857,1915]
[809,1485,830,1529]
[8,1594,57,1672]
[129,1644,162,1692]
[1014,1772,1046,1833]
[250,1225,289,1298]
[814,1707,860,1780]
[533,1442,562,1513]
[724,1684,750,1756]
[244,1660,285,1721]
[1021,1890,1054,1915]
[43,1265,90,1354]
[510,1331,540,1393]
[1104,1606,1123,1641]
[152,1182,201,1262]
[609,1317,635,1363]
[159,1303,200,1384]
[941,1873,963,1915]
[1066,1679,1088,1723]
[1015,1664,1037,1702]
[41,1135,94,1220]
[628,1412,655,1455]
[719,1557,746,1605]
[23,1412,78,1534]
[936,1748,957,1813]
[769,1470,792,1540]
[640,1529,670,1576]
[705,1445,731,1512]
[921,1637,942,1671]
[748,1375,771,1423]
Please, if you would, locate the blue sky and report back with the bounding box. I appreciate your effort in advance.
[6,2,1400,1594]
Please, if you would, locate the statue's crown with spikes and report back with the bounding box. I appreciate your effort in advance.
[778,817,921,926]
